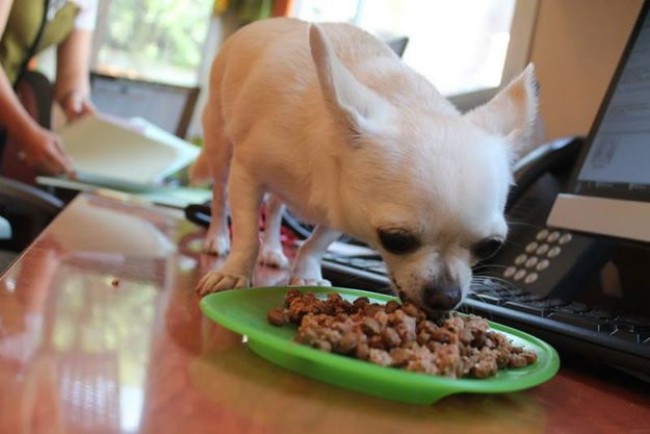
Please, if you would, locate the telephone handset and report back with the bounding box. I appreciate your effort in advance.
[506,137,585,213]
[476,136,613,299]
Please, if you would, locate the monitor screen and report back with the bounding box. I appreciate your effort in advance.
[547,3,650,243]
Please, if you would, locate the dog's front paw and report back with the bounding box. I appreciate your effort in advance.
[288,276,332,287]
[196,270,250,295]
[258,247,290,269]
[203,235,230,256]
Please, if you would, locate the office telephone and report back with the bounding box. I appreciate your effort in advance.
[474,136,613,300]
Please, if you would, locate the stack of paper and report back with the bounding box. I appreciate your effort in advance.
[52,114,200,191]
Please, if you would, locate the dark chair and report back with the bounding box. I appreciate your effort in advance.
[90,72,201,138]
[0,71,65,273]
[0,176,64,272]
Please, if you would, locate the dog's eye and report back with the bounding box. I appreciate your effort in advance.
[472,238,504,261]
[378,229,420,255]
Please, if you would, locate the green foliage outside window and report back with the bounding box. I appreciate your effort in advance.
[96,0,213,85]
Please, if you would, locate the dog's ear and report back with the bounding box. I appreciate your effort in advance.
[464,64,538,156]
[309,23,392,138]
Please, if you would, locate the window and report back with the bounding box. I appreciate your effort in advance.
[38,0,536,137]
[91,0,214,87]
[292,0,538,110]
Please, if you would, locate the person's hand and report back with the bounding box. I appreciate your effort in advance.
[59,89,96,122]
[19,123,75,177]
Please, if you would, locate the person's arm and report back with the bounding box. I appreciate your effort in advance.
[0,0,75,176]
[0,0,32,135]
[54,27,96,122]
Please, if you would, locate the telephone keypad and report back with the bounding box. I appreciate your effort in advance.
[525,242,539,253]
[515,254,528,265]
[525,257,538,268]
[524,272,539,284]
[536,244,550,255]
[514,269,527,281]
[547,231,561,243]
[548,246,562,258]
[504,266,517,278]
[502,229,574,286]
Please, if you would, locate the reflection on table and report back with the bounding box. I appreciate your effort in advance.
[0,193,648,434]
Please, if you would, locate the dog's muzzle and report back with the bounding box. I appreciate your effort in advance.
[423,285,462,311]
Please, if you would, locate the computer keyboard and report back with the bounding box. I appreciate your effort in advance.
[184,202,650,377]
[321,251,650,379]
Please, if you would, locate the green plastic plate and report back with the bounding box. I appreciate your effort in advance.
[200,286,560,405]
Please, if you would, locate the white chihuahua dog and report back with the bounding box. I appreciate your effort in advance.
[191,18,537,312]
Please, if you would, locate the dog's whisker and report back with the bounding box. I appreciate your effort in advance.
[471,276,514,293]
[460,295,496,322]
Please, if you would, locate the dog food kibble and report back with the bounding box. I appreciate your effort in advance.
[268,289,537,378]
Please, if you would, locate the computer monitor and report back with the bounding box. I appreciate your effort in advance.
[547,3,650,243]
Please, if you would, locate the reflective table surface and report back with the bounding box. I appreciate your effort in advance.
[1,194,649,434]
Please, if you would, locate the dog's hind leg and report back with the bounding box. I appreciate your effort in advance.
[258,194,290,268]
[201,94,232,256]
[289,225,342,286]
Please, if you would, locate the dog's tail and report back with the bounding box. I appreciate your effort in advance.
[188,147,211,185]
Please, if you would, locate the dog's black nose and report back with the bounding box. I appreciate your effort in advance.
[423,285,462,311]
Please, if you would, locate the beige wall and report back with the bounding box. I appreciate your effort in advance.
[530,0,644,141]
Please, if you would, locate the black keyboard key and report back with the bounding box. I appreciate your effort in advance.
[349,258,377,268]
[566,302,591,313]
[367,264,387,274]
[470,284,493,294]
[467,292,503,305]
[581,309,616,320]
[534,298,568,308]
[503,301,546,316]
[329,256,353,264]
[547,312,604,331]
[615,314,650,331]
[502,286,527,297]
[553,304,608,317]
[610,329,640,343]
[514,292,547,303]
